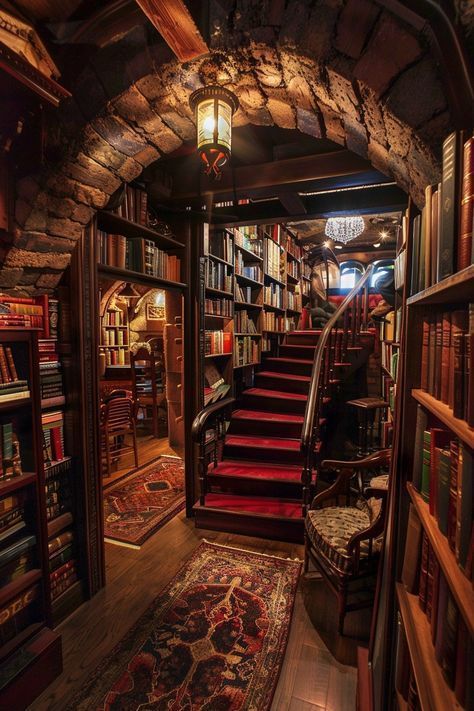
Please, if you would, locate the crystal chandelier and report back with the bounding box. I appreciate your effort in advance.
[325,216,365,244]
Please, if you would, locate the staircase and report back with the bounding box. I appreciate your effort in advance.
[192,268,375,543]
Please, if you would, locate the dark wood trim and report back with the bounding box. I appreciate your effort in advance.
[134,0,209,61]
[0,41,70,107]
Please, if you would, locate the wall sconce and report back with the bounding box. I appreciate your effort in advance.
[189,85,239,179]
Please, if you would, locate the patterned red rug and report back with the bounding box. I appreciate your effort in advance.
[69,541,301,710]
[103,455,185,547]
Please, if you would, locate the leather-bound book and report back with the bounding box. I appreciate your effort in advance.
[410,214,421,295]
[428,317,436,396]
[426,545,436,622]
[438,131,461,281]
[434,314,443,400]
[452,333,465,419]
[458,136,473,271]
[441,592,458,688]
[449,310,468,409]
[418,531,430,612]
[430,556,441,644]
[412,405,428,492]
[458,445,473,572]
[431,185,441,285]
[465,332,473,426]
[401,504,422,593]
[440,312,451,404]
[436,447,452,535]
[420,318,430,391]
[424,184,433,289]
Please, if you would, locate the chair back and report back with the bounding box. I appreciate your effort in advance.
[102,395,135,434]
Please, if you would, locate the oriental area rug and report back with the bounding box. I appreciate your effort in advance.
[103,455,185,547]
[69,541,301,711]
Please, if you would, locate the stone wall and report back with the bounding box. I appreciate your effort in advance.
[2,0,457,293]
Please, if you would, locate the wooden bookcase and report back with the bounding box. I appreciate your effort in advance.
[0,329,62,706]
[199,221,309,407]
[371,130,474,711]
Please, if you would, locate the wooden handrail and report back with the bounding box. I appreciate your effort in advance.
[301,265,375,454]
[191,396,235,441]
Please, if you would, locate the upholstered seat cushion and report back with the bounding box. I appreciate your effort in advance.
[305,503,382,574]
[369,473,389,490]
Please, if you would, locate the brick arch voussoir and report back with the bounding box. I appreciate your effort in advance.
[4,14,452,292]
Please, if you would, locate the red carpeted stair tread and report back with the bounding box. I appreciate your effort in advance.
[265,357,314,365]
[209,460,302,481]
[244,387,307,401]
[225,435,301,450]
[257,371,311,382]
[204,493,303,518]
[232,409,304,423]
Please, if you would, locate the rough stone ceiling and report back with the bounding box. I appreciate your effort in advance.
[1,0,467,292]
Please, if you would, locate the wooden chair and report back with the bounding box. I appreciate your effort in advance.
[130,346,166,438]
[304,449,391,635]
[100,393,139,477]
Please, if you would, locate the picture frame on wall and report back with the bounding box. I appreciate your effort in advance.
[146,303,165,320]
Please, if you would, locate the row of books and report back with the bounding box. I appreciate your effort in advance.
[45,474,71,522]
[0,344,29,402]
[0,490,26,545]
[103,308,126,326]
[264,237,284,281]
[263,312,285,332]
[204,297,233,317]
[0,531,36,589]
[100,232,182,282]
[51,559,77,601]
[0,295,58,337]
[410,132,473,295]
[287,260,300,279]
[234,228,263,258]
[234,310,259,334]
[40,362,63,401]
[205,260,233,293]
[284,232,302,260]
[0,577,39,648]
[286,291,302,312]
[204,330,232,356]
[235,260,262,283]
[234,336,259,367]
[260,223,281,245]
[207,230,233,263]
[235,285,257,303]
[264,284,284,309]
[113,184,148,226]
[401,514,473,708]
[102,346,129,366]
[413,409,472,577]
[420,306,473,426]
[101,329,127,346]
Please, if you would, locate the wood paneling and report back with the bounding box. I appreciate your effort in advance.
[135,0,208,61]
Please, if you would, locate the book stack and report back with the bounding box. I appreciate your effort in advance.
[401,510,473,708]
[410,132,473,294]
[205,260,232,292]
[0,295,45,330]
[0,532,36,589]
[203,362,231,406]
[204,330,232,356]
[234,310,258,334]
[44,459,72,522]
[50,559,77,601]
[42,410,65,464]
[234,335,259,367]
[204,297,232,317]
[0,344,29,402]
[0,492,26,545]
[113,184,148,226]
[420,305,473,426]
[263,312,285,332]
[0,422,22,478]
[412,409,473,579]
[0,577,39,647]
[264,283,284,308]
[39,359,63,403]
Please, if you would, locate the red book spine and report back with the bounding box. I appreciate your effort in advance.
[0,345,11,383]
[421,318,429,391]
[453,333,465,419]
[465,332,473,426]
[440,312,451,404]
[51,427,63,461]
[447,441,459,552]
[4,348,18,381]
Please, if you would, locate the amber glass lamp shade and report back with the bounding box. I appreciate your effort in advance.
[189,85,239,179]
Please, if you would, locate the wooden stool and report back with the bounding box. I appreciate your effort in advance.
[347,397,389,458]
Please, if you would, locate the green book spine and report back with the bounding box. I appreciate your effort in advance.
[437,448,451,536]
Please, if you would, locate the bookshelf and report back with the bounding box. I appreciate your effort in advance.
[377,129,474,711]
[0,328,62,703]
[199,222,310,405]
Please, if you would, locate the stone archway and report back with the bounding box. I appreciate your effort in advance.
[3,1,454,293]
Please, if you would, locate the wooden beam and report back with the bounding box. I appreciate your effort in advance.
[172,150,372,199]
[279,192,307,215]
[135,0,208,61]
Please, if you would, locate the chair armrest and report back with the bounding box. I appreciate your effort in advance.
[309,468,355,509]
[321,449,391,472]
[347,496,388,554]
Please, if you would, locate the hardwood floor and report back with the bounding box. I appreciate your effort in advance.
[102,433,177,485]
[30,504,360,711]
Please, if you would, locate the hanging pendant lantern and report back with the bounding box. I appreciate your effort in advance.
[189,85,239,179]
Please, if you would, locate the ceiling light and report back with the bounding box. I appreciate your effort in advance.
[373,242,381,248]
[380,230,389,240]
[323,240,331,249]
[334,244,343,250]
[325,216,365,244]
[189,85,239,179]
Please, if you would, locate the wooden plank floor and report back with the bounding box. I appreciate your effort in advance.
[30,440,359,711]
